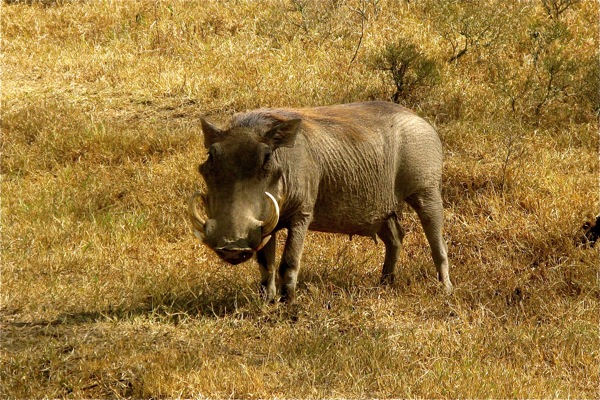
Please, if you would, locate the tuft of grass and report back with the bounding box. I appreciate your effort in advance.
[1,0,598,398]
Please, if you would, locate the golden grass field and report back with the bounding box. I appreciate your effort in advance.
[1,0,599,397]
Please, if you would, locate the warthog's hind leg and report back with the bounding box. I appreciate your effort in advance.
[406,191,453,293]
[377,213,406,285]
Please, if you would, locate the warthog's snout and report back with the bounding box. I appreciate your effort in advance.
[212,226,261,265]
[215,241,255,265]
[188,191,280,264]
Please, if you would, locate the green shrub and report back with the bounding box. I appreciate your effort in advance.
[370,39,439,104]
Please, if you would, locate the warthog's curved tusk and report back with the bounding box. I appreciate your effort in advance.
[261,191,280,237]
[254,234,272,251]
[187,191,206,241]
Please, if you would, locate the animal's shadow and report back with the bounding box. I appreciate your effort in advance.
[4,281,295,330]
[4,242,428,330]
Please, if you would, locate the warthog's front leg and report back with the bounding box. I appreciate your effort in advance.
[256,234,277,302]
[279,214,311,302]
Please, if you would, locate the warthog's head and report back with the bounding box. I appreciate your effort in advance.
[188,116,301,265]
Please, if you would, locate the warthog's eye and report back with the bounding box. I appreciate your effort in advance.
[199,146,218,178]
[262,148,273,169]
[207,146,216,164]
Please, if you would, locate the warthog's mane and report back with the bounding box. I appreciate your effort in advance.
[230,107,374,142]
[230,109,301,129]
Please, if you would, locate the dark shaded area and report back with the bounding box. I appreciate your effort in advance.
[577,214,600,247]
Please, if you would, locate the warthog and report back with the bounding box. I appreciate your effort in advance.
[189,101,452,302]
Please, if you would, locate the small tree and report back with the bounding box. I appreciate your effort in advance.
[422,0,503,64]
[487,18,581,126]
[540,0,581,20]
[371,39,439,104]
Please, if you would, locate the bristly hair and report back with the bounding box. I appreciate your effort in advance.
[231,109,304,130]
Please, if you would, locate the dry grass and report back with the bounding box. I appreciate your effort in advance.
[1,0,599,398]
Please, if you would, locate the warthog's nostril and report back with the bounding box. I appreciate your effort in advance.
[219,239,252,252]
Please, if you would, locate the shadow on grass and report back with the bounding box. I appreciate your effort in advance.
[3,255,455,330]
[3,283,282,329]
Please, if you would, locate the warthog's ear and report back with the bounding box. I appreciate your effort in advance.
[200,118,226,148]
[264,118,301,150]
